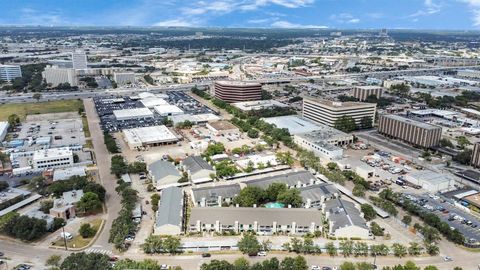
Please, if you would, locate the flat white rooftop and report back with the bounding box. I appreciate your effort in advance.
[263,115,323,135]
[232,100,288,111]
[113,108,154,120]
[153,104,184,115]
[170,113,220,124]
[123,125,179,145]
[33,147,72,160]
[141,97,168,108]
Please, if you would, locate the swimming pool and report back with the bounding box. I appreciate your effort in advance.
[265,202,285,208]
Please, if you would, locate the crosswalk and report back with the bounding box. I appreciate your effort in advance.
[84,248,113,256]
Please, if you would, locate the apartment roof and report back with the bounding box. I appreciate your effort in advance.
[156,186,183,228]
[245,170,316,189]
[299,183,338,203]
[190,207,322,226]
[183,156,214,174]
[192,184,241,201]
[324,198,368,231]
[149,160,181,181]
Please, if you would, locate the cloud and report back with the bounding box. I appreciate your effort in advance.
[329,13,360,24]
[409,0,442,18]
[461,0,480,26]
[18,7,66,25]
[153,19,200,27]
[270,20,327,28]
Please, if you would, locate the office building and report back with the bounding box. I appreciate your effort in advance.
[72,52,88,70]
[214,81,262,103]
[302,98,376,128]
[0,65,22,82]
[154,186,184,235]
[323,198,371,239]
[377,114,442,148]
[42,66,78,87]
[114,72,135,85]
[189,207,323,235]
[472,143,480,168]
[352,85,383,101]
[32,147,74,169]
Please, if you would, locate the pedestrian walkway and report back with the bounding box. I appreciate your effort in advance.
[84,248,113,256]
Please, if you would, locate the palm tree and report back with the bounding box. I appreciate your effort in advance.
[408,242,423,256]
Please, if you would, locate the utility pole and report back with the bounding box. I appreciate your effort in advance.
[62,222,68,251]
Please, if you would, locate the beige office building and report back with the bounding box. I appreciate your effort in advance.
[302,98,376,128]
[471,142,480,168]
[378,114,442,148]
[352,86,383,101]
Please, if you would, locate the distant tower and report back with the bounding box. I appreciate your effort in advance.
[72,51,88,70]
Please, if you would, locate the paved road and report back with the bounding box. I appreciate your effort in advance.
[84,98,120,251]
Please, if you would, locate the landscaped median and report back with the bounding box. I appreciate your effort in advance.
[50,218,104,250]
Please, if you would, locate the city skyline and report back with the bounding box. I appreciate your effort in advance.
[2,0,480,30]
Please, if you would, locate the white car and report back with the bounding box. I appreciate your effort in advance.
[310,266,320,270]
[443,256,453,262]
[160,264,169,270]
[258,251,267,256]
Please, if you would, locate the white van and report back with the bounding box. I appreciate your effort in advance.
[60,232,73,240]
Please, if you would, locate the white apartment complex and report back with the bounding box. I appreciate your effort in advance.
[72,52,88,70]
[302,98,376,128]
[42,66,78,87]
[33,147,74,169]
[0,65,22,82]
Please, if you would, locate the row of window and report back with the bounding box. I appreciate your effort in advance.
[37,162,71,169]
[36,157,71,164]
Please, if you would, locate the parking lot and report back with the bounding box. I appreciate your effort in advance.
[405,193,480,245]
[94,91,217,132]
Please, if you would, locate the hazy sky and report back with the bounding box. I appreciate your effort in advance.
[1,0,480,29]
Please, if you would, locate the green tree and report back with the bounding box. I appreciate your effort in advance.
[277,188,303,208]
[237,234,261,255]
[402,215,412,226]
[370,222,384,236]
[339,262,356,270]
[360,204,377,221]
[233,186,265,207]
[424,243,439,256]
[33,93,42,102]
[233,258,250,270]
[276,151,294,166]
[360,116,373,129]
[439,138,454,148]
[77,192,102,213]
[46,255,62,267]
[325,242,337,257]
[407,242,423,256]
[79,223,97,238]
[7,114,20,129]
[424,266,438,270]
[334,115,357,133]
[162,235,182,254]
[60,252,112,270]
[40,200,54,214]
[456,136,471,149]
[339,240,353,257]
[265,183,287,202]
[392,243,407,257]
[247,129,259,138]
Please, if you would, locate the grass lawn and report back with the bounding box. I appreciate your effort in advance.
[81,115,91,137]
[0,99,84,121]
[52,219,103,249]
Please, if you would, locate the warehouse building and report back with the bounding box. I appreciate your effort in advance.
[170,113,221,126]
[323,198,371,239]
[377,114,442,148]
[214,81,262,103]
[154,186,184,235]
[153,104,184,116]
[263,115,324,135]
[148,160,183,190]
[189,207,323,235]
[123,125,180,149]
[206,121,240,136]
[33,147,74,169]
[232,100,287,112]
[405,171,454,192]
[140,97,168,108]
[302,98,376,128]
[191,184,242,207]
[352,85,383,101]
[471,142,480,168]
[293,127,354,161]
[113,108,154,121]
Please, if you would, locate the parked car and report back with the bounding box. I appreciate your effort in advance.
[202,253,211,258]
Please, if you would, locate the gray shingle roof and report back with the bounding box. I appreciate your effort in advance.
[299,183,338,202]
[324,198,368,231]
[192,184,241,202]
[156,186,183,228]
[245,170,316,189]
[183,156,214,174]
[190,207,322,227]
[149,160,181,181]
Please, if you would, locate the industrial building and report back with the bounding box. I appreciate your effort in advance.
[352,85,383,101]
[405,171,454,192]
[113,108,154,121]
[181,156,215,184]
[0,64,22,82]
[232,100,288,111]
[140,97,168,108]
[378,114,442,148]
[323,198,371,239]
[263,115,324,135]
[472,142,480,168]
[170,113,221,126]
[206,121,240,136]
[213,81,262,103]
[191,184,241,207]
[32,147,74,169]
[293,127,354,161]
[154,186,184,235]
[189,207,323,235]
[42,66,78,87]
[302,98,376,128]
[153,104,184,116]
[114,72,136,85]
[123,125,180,149]
[148,160,183,190]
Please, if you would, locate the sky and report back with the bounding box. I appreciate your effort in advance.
[1,0,480,30]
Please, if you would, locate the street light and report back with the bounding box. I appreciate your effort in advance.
[62,222,68,251]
